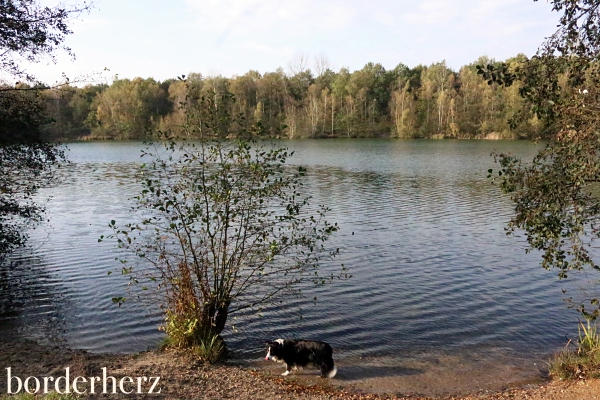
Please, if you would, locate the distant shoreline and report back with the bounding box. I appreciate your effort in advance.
[63,134,530,143]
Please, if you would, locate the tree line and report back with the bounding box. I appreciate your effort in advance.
[32,55,548,141]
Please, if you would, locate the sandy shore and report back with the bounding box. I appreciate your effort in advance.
[1,338,599,399]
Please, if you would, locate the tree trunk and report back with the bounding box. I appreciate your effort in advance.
[202,299,231,335]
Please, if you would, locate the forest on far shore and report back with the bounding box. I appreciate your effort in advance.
[31,54,556,141]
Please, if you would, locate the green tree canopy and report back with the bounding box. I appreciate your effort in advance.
[487,0,600,320]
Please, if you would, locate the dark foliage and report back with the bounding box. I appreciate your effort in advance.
[0,0,90,82]
[0,0,87,261]
[487,0,600,320]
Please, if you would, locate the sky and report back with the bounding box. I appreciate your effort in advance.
[23,0,560,85]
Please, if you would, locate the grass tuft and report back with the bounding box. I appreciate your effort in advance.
[549,320,600,379]
[193,333,226,364]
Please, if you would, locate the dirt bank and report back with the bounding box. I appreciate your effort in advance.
[1,338,599,399]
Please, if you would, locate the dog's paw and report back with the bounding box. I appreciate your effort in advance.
[281,371,290,376]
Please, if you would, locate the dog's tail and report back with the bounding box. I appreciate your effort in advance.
[327,366,337,378]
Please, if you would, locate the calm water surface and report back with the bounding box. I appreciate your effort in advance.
[0,140,588,366]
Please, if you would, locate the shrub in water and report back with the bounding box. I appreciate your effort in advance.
[103,90,347,349]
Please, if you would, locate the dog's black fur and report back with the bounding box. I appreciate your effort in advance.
[265,339,337,378]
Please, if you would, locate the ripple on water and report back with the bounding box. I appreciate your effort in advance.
[0,140,587,367]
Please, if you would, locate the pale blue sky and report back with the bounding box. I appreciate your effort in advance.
[26,0,559,84]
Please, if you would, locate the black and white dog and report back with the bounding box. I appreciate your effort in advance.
[265,339,337,378]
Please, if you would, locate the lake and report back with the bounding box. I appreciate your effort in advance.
[0,139,588,391]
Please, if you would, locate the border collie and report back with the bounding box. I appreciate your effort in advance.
[265,339,337,378]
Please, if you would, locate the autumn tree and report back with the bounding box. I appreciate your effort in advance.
[390,81,417,138]
[256,70,286,135]
[229,72,259,132]
[18,54,584,142]
[40,84,106,140]
[92,77,170,139]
